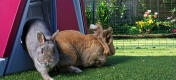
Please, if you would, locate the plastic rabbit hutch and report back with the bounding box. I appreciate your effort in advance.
[0,0,88,76]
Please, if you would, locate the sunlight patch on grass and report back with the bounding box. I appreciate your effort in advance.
[115,48,176,56]
[113,38,176,49]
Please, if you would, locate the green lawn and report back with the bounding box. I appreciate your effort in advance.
[114,38,176,49]
[1,39,176,80]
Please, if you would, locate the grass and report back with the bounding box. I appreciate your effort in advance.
[114,38,176,49]
[116,48,176,56]
[1,38,176,80]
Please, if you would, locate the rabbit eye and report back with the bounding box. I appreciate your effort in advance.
[41,48,44,54]
[53,48,56,53]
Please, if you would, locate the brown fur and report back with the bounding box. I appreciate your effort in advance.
[52,25,115,72]
[90,24,115,56]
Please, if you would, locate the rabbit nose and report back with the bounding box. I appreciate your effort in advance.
[44,60,48,62]
[45,62,48,65]
[50,59,53,62]
[44,60,49,64]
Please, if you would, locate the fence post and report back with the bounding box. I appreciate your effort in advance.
[92,0,95,24]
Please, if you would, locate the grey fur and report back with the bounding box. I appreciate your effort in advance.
[25,19,59,80]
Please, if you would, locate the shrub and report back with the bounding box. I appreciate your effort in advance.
[136,10,158,33]
[96,0,113,28]
[85,7,92,27]
[129,26,139,34]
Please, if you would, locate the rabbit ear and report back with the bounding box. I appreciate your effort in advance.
[102,27,115,56]
[51,30,59,40]
[37,32,46,45]
[90,23,104,38]
[103,27,113,45]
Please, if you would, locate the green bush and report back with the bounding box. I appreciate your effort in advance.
[85,7,92,27]
[151,21,172,33]
[96,0,113,28]
[129,26,139,34]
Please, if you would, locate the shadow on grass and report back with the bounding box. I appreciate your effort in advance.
[105,56,137,66]
[2,56,176,80]
[50,56,136,77]
[49,56,176,79]
[1,56,176,80]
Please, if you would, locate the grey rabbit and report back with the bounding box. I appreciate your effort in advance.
[23,19,59,80]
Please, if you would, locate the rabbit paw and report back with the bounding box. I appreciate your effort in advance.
[46,77,54,80]
[70,66,82,73]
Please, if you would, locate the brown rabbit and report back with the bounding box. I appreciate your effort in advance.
[52,24,115,73]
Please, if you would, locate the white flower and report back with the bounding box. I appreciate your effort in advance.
[147,10,151,13]
[154,12,158,15]
[144,14,147,17]
[148,15,152,18]
[167,16,173,20]
[171,19,176,23]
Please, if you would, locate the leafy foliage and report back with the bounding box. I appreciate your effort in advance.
[96,0,113,28]
[85,6,92,27]
[135,10,158,33]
